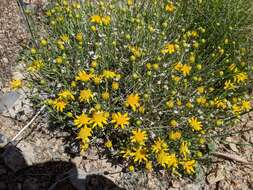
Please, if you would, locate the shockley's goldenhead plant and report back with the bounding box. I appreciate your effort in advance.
[14,0,252,176]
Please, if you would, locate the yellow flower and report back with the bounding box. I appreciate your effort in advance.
[161,43,176,54]
[77,126,92,143]
[75,70,93,82]
[189,53,196,63]
[102,91,110,101]
[145,161,153,171]
[91,25,96,32]
[129,46,142,58]
[169,131,182,141]
[125,93,140,111]
[167,153,178,170]
[57,39,65,50]
[155,151,178,171]
[111,112,130,129]
[112,82,119,90]
[197,86,205,94]
[58,90,75,100]
[130,129,147,145]
[241,100,251,111]
[156,151,170,168]
[121,148,133,159]
[75,32,83,41]
[11,79,22,90]
[90,15,102,24]
[93,75,103,85]
[151,138,168,153]
[80,142,89,152]
[102,16,111,25]
[170,119,178,127]
[180,141,190,158]
[196,96,206,105]
[40,39,48,46]
[105,140,113,148]
[191,31,198,38]
[166,100,174,109]
[74,113,91,128]
[60,34,69,42]
[224,80,235,90]
[214,98,227,109]
[53,99,67,112]
[129,165,134,172]
[186,102,193,108]
[174,62,183,71]
[79,89,93,103]
[91,60,97,68]
[55,56,63,64]
[27,59,44,72]
[133,147,148,163]
[180,64,192,76]
[102,70,117,79]
[71,81,77,88]
[234,72,248,83]
[91,111,108,128]
[188,117,203,131]
[127,0,133,6]
[30,47,37,54]
[181,160,196,174]
[138,106,145,114]
[165,2,175,13]
[232,104,241,114]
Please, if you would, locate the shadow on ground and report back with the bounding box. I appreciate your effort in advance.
[0,144,125,190]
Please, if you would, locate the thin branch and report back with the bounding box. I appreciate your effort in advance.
[211,151,252,164]
[11,105,46,142]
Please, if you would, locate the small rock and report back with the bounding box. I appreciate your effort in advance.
[183,183,202,190]
[1,57,8,64]
[2,145,27,172]
[225,137,239,153]
[217,180,231,190]
[0,91,20,113]
[246,121,253,128]
[207,165,225,185]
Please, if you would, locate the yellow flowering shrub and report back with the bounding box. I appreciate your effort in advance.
[20,0,252,176]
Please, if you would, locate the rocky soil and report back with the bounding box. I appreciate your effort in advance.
[0,0,252,190]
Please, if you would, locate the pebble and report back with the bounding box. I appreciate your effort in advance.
[1,57,8,64]
[0,91,20,113]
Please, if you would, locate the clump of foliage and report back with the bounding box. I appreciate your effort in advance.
[17,0,252,176]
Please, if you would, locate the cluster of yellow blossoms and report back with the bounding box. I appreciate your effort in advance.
[21,0,252,176]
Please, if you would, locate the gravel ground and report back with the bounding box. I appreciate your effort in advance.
[0,1,252,190]
[0,0,28,87]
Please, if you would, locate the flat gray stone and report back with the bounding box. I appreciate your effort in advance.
[0,91,20,113]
